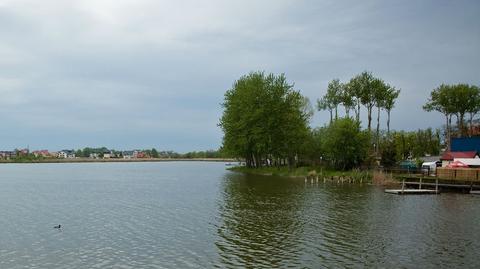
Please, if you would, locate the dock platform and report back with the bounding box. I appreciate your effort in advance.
[385,189,439,195]
[471,190,480,195]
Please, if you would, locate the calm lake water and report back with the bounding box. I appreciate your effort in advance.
[0,162,479,268]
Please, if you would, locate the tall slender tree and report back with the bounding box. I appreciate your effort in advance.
[384,87,400,134]
[423,84,456,150]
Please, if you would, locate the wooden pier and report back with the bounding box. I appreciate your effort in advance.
[385,178,440,195]
[384,167,480,195]
[385,189,439,195]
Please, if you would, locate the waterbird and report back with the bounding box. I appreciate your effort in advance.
[53,224,61,229]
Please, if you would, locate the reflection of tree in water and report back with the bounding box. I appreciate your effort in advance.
[215,173,305,268]
[300,184,374,265]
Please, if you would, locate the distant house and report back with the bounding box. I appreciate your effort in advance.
[16,148,29,156]
[135,151,147,158]
[440,151,479,167]
[89,153,100,159]
[0,151,16,159]
[123,151,134,159]
[58,150,76,159]
[32,150,50,158]
[103,149,112,159]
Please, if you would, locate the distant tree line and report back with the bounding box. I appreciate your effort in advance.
[74,147,225,159]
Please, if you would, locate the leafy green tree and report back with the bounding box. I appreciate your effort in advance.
[423,84,456,150]
[321,117,370,170]
[372,78,388,148]
[317,79,343,123]
[340,82,355,118]
[380,136,397,167]
[463,84,480,136]
[384,87,400,134]
[151,148,159,158]
[219,71,312,168]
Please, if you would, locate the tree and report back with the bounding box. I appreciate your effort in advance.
[384,87,400,134]
[317,96,334,123]
[372,78,388,148]
[465,85,480,136]
[423,84,455,150]
[219,71,312,168]
[317,79,342,123]
[321,117,370,170]
[340,82,355,118]
[151,148,159,158]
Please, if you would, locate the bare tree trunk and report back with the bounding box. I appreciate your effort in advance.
[446,114,451,151]
[367,106,373,131]
[345,107,350,118]
[356,101,361,122]
[460,113,465,137]
[376,106,381,153]
[470,113,474,137]
[329,110,333,124]
[387,110,391,134]
[335,107,338,120]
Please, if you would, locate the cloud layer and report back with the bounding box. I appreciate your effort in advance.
[0,0,479,151]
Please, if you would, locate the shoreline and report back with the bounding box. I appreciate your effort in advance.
[228,166,374,182]
[0,158,236,164]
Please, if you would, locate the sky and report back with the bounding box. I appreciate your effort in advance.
[0,0,479,152]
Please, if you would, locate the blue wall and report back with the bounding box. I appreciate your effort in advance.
[451,137,480,152]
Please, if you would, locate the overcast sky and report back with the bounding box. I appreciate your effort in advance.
[0,0,479,152]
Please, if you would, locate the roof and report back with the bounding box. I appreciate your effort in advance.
[451,137,480,152]
[441,151,478,160]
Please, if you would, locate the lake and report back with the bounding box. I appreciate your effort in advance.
[0,162,479,268]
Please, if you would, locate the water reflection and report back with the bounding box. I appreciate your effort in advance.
[215,171,480,268]
[215,173,306,268]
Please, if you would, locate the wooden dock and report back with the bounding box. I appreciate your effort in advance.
[385,178,440,195]
[471,190,480,195]
[385,189,439,195]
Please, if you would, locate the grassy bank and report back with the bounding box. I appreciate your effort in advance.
[228,166,372,182]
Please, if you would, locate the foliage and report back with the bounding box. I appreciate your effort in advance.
[320,118,370,170]
[424,83,480,146]
[219,72,312,168]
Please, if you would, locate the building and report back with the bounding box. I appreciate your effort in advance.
[0,151,16,159]
[58,150,76,159]
[440,151,479,167]
[122,151,134,159]
[32,150,50,158]
[451,137,480,152]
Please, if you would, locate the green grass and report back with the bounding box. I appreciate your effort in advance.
[228,165,372,182]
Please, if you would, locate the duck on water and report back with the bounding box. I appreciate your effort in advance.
[53,224,61,229]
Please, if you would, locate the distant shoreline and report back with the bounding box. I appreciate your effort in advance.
[0,158,237,164]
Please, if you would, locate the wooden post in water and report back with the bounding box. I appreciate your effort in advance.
[402,178,405,194]
[419,177,422,190]
[435,179,439,193]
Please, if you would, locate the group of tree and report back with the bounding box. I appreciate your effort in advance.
[219,72,313,168]
[379,128,441,167]
[219,71,476,171]
[423,83,480,149]
[317,71,400,135]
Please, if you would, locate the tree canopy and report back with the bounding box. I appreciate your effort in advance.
[219,72,312,168]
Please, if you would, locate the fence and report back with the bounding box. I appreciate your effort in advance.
[436,167,480,181]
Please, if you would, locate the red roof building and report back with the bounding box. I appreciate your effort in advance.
[440,151,479,161]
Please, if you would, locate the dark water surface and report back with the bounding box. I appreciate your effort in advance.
[0,162,479,268]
